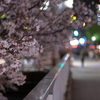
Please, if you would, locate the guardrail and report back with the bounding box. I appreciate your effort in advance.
[23,53,70,100]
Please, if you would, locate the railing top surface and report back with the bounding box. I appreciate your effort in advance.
[23,53,70,100]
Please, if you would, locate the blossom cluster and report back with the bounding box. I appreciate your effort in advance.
[0,0,97,99]
[0,38,43,93]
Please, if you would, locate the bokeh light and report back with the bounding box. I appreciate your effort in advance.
[91,36,96,41]
[70,39,79,45]
[79,38,85,45]
[0,59,6,64]
[73,30,79,36]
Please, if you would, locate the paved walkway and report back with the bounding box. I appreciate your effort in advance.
[72,57,100,68]
[71,58,100,100]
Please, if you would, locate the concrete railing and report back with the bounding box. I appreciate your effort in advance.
[23,54,70,100]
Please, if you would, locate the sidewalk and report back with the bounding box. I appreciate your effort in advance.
[72,57,100,68]
[71,57,100,100]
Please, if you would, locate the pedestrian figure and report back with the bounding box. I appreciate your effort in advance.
[80,50,85,67]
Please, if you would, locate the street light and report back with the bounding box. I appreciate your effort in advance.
[70,39,79,48]
[70,39,79,45]
[73,30,79,36]
[79,38,85,45]
[91,36,96,41]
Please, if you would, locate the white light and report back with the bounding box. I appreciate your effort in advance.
[64,0,73,8]
[40,1,49,10]
[97,45,100,49]
[98,4,100,11]
[91,36,96,41]
[73,30,79,36]
[70,39,79,45]
[0,59,6,64]
[23,59,34,66]
[64,54,70,61]
[79,38,85,45]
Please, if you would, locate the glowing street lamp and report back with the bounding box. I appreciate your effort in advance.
[70,39,79,45]
[73,30,79,36]
[91,36,96,41]
[79,38,85,45]
[70,39,79,48]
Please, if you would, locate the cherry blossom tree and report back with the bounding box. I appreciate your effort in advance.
[0,0,96,99]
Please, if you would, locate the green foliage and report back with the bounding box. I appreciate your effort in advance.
[86,23,100,41]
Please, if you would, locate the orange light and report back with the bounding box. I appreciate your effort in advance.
[72,45,78,48]
[88,19,92,22]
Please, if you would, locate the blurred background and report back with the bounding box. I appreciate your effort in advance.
[0,0,100,100]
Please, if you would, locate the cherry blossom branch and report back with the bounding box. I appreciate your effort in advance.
[37,8,67,34]
[32,0,49,22]
[43,39,70,50]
